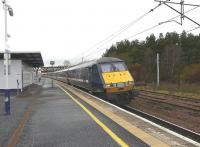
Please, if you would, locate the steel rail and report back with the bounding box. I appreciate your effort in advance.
[139,89,200,102]
[137,90,200,111]
[137,94,200,111]
[122,105,200,143]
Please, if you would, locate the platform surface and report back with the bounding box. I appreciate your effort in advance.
[0,78,149,147]
[0,84,43,147]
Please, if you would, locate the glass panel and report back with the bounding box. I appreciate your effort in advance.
[100,62,126,72]
[113,62,126,71]
[100,64,112,72]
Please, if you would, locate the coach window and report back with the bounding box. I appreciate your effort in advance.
[92,65,98,74]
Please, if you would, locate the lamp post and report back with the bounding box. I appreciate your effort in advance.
[50,61,55,88]
[2,0,13,115]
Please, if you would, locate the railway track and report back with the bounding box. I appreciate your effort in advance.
[122,105,200,143]
[139,89,200,102]
[137,90,200,111]
[54,79,200,144]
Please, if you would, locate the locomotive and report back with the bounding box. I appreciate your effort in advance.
[48,57,136,105]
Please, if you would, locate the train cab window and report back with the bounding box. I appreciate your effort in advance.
[113,62,126,71]
[100,62,126,72]
[100,64,111,72]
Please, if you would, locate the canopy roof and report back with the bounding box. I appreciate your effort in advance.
[0,51,44,67]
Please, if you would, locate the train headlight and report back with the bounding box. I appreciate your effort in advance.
[128,81,134,85]
[105,84,111,88]
[125,82,129,86]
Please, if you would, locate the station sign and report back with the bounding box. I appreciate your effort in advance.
[50,61,55,66]
[4,53,11,75]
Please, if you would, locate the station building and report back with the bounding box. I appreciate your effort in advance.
[0,52,43,92]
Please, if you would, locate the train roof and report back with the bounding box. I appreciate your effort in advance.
[97,57,123,63]
[68,57,123,71]
[54,57,123,73]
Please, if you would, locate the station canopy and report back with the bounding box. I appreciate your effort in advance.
[0,51,44,67]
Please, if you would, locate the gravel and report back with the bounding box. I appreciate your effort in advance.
[129,97,200,133]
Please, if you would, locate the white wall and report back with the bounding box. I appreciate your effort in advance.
[0,60,22,90]
[22,62,34,88]
[0,60,34,90]
[0,60,4,89]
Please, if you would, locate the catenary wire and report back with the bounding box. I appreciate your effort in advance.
[127,5,200,39]
[71,3,165,62]
[186,26,200,33]
[82,5,200,59]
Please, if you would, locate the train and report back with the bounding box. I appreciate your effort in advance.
[46,57,136,105]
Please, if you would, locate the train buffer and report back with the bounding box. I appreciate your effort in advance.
[0,78,199,147]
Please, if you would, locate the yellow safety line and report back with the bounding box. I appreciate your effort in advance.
[57,85,129,147]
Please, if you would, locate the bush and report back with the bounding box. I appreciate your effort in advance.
[131,63,145,82]
[180,64,200,83]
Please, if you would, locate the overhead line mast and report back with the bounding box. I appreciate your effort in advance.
[181,0,184,25]
[127,5,200,39]
[154,0,200,26]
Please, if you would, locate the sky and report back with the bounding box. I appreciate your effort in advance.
[0,0,199,66]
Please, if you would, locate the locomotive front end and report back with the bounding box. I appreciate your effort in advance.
[100,61,135,105]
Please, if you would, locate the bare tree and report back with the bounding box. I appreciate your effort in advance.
[161,44,182,82]
[63,60,71,68]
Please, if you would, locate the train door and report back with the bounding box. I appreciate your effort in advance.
[90,65,102,92]
[88,67,92,90]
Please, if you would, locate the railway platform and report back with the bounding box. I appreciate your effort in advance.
[0,78,199,147]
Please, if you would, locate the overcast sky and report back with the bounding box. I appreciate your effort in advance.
[0,0,199,66]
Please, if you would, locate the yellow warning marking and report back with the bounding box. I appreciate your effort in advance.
[57,85,129,147]
[57,82,170,147]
